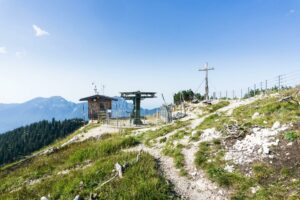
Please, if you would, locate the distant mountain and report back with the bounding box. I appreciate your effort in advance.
[111,97,159,118]
[0,96,87,134]
[0,96,159,133]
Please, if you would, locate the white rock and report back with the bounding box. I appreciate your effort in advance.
[262,145,270,154]
[191,171,198,177]
[225,124,290,164]
[287,142,293,146]
[250,186,260,194]
[74,195,83,200]
[272,121,281,130]
[218,190,224,195]
[252,112,260,119]
[257,148,262,154]
[191,130,198,137]
[41,197,48,200]
[200,128,221,142]
[224,165,234,173]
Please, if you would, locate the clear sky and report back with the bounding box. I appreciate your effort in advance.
[0,0,299,108]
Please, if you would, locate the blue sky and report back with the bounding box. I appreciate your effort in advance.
[0,0,299,108]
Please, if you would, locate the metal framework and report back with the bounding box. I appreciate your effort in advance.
[199,62,214,100]
[120,91,156,125]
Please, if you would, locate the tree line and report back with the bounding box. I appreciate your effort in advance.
[173,89,205,105]
[0,118,85,166]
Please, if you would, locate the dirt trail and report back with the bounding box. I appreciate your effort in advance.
[127,98,260,200]
[126,144,228,200]
[60,125,119,147]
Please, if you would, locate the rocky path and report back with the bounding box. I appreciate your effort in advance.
[126,144,228,200]
[126,98,261,200]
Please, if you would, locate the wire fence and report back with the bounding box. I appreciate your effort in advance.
[209,69,300,100]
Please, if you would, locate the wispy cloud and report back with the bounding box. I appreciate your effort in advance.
[289,9,295,14]
[287,9,296,16]
[0,47,7,54]
[16,50,26,58]
[32,24,49,37]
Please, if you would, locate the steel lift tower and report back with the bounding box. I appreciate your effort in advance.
[120,91,156,125]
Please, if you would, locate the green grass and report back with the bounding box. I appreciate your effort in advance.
[203,101,230,114]
[163,143,187,176]
[0,123,99,172]
[169,129,190,141]
[252,163,274,183]
[160,129,191,176]
[0,133,179,199]
[195,141,255,198]
[0,153,178,200]
[196,113,231,133]
[0,135,139,194]
[32,123,101,153]
[195,140,300,199]
[284,131,300,142]
[193,88,300,199]
[139,120,190,146]
[251,179,300,200]
[232,95,300,128]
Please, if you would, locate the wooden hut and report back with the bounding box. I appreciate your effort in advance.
[79,95,117,121]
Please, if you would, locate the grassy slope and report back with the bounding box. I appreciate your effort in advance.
[1,88,299,200]
[194,88,300,199]
[139,120,191,146]
[0,127,177,200]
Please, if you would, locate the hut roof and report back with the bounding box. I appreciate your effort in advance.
[79,95,118,101]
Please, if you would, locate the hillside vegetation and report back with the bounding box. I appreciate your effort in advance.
[0,87,299,200]
[0,131,177,200]
[0,119,85,166]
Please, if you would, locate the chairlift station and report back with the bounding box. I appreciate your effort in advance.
[120,91,156,125]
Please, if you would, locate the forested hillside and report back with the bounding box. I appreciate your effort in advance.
[0,118,85,166]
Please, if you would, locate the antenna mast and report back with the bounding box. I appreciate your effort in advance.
[92,82,99,95]
[199,62,214,100]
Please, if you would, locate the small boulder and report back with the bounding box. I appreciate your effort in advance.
[89,193,98,200]
[224,165,234,173]
[268,155,274,159]
[272,121,281,130]
[74,195,84,200]
[287,142,293,146]
[191,130,197,137]
[41,197,48,200]
[79,181,84,190]
[190,171,198,177]
[257,148,262,154]
[173,141,178,146]
[262,145,270,154]
[250,186,260,194]
[252,112,260,120]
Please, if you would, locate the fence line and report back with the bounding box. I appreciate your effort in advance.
[210,70,300,100]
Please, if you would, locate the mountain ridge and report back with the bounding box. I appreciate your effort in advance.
[0,96,158,133]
